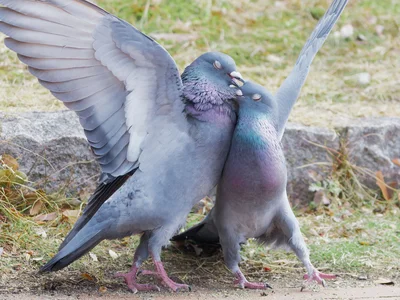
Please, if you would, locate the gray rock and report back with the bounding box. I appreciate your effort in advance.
[0,111,100,194]
[336,117,400,189]
[282,124,339,206]
[1,111,399,205]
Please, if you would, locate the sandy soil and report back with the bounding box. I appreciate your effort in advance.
[1,286,399,300]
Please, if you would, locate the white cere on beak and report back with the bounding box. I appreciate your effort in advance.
[230,71,244,87]
[252,93,262,101]
[236,89,243,96]
[230,71,243,80]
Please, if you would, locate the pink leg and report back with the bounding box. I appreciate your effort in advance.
[115,265,160,293]
[139,259,190,292]
[301,269,337,291]
[234,270,272,290]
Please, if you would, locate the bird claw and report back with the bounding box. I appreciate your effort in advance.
[301,270,336,291]
[145,260,191,292]
[114,270,160,293]
[234,270,272,290]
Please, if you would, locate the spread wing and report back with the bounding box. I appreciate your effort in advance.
[275,0,348,139]
[0,0,184,180]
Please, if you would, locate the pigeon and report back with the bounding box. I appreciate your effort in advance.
[0,0,244,292]
[172,0,348,289]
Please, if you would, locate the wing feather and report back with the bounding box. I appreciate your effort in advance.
[0,0,184,180]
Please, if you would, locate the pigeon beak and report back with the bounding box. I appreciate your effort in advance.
[229,71,244,87]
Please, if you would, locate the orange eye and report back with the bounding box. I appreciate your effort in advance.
[252,93,262,101]
[213,60,222,70]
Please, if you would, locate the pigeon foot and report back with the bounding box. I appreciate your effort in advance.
[115,266,160,293]
[234,270,272,290]
[301,269,337,291]
[141,260,191,292]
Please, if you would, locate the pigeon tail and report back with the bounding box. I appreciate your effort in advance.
[171,215,219,245]
[40,229,103,272]
[59,170,135,250]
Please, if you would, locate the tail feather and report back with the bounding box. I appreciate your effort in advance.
[41,230,103,272]
[59,170,134,250]
[171,213,220,245]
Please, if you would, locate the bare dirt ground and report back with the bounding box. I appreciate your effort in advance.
[1,286,399,300]
[1,266,399,300]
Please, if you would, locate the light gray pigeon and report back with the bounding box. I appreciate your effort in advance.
[0,0,244,292]
[172,0,348,289]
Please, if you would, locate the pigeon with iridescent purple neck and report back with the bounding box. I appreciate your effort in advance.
[172,0,348,290]
[0,0,244,293]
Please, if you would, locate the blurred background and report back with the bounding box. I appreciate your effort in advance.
[1,0,399,126]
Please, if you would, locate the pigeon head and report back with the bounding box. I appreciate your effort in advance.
[235,81,277,115]
[182,52,244,111]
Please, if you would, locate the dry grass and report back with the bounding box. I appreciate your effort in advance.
[1,0,399,126]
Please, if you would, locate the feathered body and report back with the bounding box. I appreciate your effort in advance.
[215,103,286,243]
[41,57,238,272]
[173,0,348,289]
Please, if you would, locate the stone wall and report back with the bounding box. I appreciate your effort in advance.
[1,111,399,204]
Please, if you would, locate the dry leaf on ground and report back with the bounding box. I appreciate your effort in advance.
[29,200,43,216]
[376,171,390,201]
[108,250,118,259]
[81,273,95,281]
[89,252,98,262]
[33,212,57,222]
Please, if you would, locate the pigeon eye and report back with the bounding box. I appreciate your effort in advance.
[213,60,222,70]
[252,94,262,101]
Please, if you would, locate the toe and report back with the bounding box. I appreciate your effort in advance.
[319,273,337,279]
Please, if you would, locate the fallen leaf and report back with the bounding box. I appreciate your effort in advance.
[99,286,107,293]
[32,257,43,261]
[89,252,98,262]
[34,212,57,222]
[1,154,19,171]
[34,227,47,238]
[81,273,95,281]
[359,241,371,246]
[376,171,390,201]
[24,253,31,261]
[392,158,400,167]
[263,266,271,272]
[108,250,118,259]
[29,200,43,216]
[62,210,80,224]
[374,278,394,285]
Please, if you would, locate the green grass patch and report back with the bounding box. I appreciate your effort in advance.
[0,0,399,126]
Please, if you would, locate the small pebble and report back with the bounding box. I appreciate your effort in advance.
[340,24,354,38]
[357,72,371,85]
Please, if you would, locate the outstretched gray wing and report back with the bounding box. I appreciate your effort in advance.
[0,0,184,180]
[275,0,348,139]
